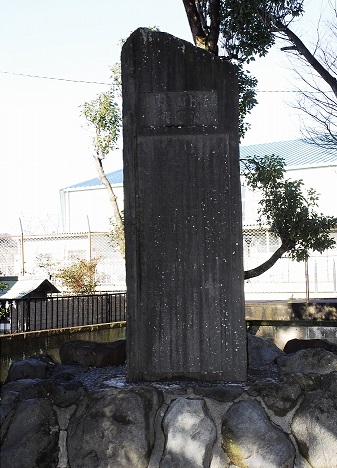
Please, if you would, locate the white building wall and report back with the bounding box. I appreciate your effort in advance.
[286,164,337,217]
[241,163,337,226]
[60,184,124,233]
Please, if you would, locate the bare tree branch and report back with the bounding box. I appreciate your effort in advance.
[275,19,337,98]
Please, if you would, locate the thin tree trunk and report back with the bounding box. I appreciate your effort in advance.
[93,153,125,254]
[244,243,288,280]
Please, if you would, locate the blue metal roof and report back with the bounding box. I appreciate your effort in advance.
[63,139,337,190]
[240,139,337,167]
[65,169,123,189]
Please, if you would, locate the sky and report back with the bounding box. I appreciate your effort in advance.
[0,0,332,234]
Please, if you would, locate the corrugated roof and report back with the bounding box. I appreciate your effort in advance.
[0,278,59,300]
[240,139,337,167]
[64,169,123,190]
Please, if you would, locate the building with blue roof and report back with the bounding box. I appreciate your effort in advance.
[59,138,337,232]
[59,169,124,232]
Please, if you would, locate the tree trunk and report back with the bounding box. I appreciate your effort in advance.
[182,0,220,54]
[93,153,125,255]
[182,0,207,48]
[275,20,337,99]
[244,243,288,280]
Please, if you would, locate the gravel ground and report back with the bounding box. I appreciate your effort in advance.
[72,364,277,392]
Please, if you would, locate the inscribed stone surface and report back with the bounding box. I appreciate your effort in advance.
[122,28,246,381]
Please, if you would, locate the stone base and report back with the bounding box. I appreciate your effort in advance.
[2,336,337,467]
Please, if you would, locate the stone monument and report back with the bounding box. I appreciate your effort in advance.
[122,28,246,381]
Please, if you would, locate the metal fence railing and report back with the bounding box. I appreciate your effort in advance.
[1,292,126,334]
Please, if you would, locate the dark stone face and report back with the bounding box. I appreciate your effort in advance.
[122,28,246,382]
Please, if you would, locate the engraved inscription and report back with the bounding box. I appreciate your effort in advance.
[141,91,218,128]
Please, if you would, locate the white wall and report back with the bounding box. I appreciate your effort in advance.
[60,184,124,232]
[60,164,336,234]
[286,164,337,218]
[241,163,337,226]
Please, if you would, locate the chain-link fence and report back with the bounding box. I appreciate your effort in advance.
[243,227,337,300]
[0,232,126,292]
[1,228,336,299]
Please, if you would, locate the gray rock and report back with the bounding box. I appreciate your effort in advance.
[1,379,43,424]
[291,390,337,468]
[194,385,244,402]
[222,399,295,467]
[160,398,216,468]
[321,371,337,395]
[18,379,87,407]
[279,372,322,391]
[67,388,159,468]
[5,357,55,382]
[248,382,302,416]
[247,334,285,368]
[59,339,126,367]
[284,338,337,355]
[278,348,337,375]
[0,397,59,468]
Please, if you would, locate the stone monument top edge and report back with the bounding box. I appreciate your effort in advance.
[122,26,193,48]
[121,27,228,64]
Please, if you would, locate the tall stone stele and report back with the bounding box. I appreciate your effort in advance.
[122,28,247,382]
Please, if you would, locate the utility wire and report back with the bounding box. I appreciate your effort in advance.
[0,70,110,85]
[0,70,333,93]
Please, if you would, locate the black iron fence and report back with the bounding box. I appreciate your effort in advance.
[0,292,126,334]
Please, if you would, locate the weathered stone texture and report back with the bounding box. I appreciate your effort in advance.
[222,399,295,467]
[5,355,55,382]
[67,388,158,468]
[291,390,337,468]
[0,398,59,468]
[247,333,285,368]
[2,336,337,467]
[278,348,337,375]
[247,381,302,416]
[160,398,216,468]
[122,28,246,382]
[284,338,337,354]
[59,339,126,367]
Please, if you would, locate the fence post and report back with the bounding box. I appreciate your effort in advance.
[24,299,31,332]
[305,260,310,303]
[87,216,92,261]
[19,218,25,276]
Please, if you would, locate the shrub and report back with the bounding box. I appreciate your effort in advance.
[56,259,99,295]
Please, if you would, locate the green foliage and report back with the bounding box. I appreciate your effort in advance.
[0,282,9,291]
[243,155,336,262]
[237,67,258,138]
[82,89,121,158]
[56,258,99,295]
[219,0,303,137]
[185,1,305,138]
[110,63,122,96]
[108,215,125,257]
[0,283,9,319]
[218,0,304,62]
[0,306,9,319]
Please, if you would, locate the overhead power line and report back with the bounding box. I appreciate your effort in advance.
[0,70,333,94]
[0,70,110,85]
